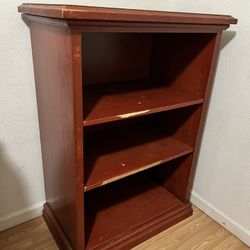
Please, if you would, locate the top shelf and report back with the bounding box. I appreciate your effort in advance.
[18,4,237,25]
[83,83,203,126]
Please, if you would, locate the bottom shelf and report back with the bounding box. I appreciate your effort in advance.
[85,174,191,249]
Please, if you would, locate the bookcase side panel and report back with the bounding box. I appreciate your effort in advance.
[29,21,82,249]
[186,32,223,198]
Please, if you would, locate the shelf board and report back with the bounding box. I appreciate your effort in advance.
[84,126,193,191]
[85,175,183,250]
[83,83,203,126]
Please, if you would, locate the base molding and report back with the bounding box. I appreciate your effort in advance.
[191,191,250,247]
[42,203,72,250]
[98,203,193,250]
[43,202,192,250]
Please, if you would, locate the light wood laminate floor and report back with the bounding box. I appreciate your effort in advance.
[0,206,249,250]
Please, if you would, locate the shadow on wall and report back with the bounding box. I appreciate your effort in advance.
[220,30,237,49]
[0,143,28,230]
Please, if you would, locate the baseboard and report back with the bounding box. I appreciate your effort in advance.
[191,191,250,247]
[0,201,44,231]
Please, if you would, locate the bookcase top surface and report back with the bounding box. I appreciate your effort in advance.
[18,3,237,25]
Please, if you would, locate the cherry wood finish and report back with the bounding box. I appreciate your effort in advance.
[85,174,191,250]
[43,203,72,249]
[19,3,237,250]
[150,33,217,98]
[18,3,237,25]
[84,123,193,191]
[28,21,84,249]
[83,83,203,126]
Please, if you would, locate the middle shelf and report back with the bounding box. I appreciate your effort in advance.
[84,119,193,191]
[83,82,203,126]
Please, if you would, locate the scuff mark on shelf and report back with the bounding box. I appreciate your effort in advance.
[118,110,150,119]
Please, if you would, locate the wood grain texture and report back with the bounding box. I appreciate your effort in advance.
[134,206,249,250]
[0,206,248,250]
[29,21,84,249]
[85,175,191,249]
[70,31,85,250]
[43,203,72,250]
[84,83,203,126]
[84,123,193,191]
[18,3,237,25]
[22,14,233,33]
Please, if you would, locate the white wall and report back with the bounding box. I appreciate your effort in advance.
[0,0,249,246]
[0,1,45,230]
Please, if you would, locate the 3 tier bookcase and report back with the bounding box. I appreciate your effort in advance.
[18,4,237,250]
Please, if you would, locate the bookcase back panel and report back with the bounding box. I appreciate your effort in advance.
[150,155,194,202]
[82,32,153,85]
[150,33,217,98]
[83,32,216,92]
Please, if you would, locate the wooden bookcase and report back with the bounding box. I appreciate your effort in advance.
[18,4,237,250]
